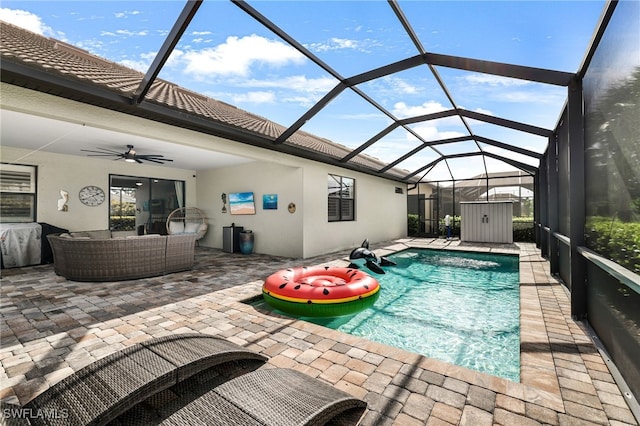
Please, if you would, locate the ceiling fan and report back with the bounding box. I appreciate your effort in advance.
[81,145,174,164]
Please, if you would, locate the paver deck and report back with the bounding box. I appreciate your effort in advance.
[1,238,638,425]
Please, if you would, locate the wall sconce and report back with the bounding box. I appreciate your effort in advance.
[136,181,143,186]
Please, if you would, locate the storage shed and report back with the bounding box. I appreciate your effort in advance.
[460,202,513,244]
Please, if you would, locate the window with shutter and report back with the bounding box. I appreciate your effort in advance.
[328,174,355,222]
[0,164,37,223]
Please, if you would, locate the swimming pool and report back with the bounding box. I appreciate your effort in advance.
[255,248,520,382]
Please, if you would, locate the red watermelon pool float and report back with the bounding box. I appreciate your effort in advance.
[262,266,380,317]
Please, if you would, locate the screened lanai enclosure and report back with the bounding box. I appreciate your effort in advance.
[408,171,534,238]
[1,0,639,410]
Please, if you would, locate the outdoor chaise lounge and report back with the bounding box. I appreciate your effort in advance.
[159,368,368,426]
[1,333,367,426]
[2,333,267,426]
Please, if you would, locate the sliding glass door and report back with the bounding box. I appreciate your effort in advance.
[109,175,185,234]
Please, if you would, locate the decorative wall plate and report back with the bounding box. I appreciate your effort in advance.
[79,185,105,206]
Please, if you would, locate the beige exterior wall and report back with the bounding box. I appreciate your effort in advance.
[0,146,197,233]
[302,166,407,258]
[195,160,408,258]
[1,84,408,258]
[196,161,304,258]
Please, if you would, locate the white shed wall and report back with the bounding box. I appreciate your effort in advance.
[460,202,513,243]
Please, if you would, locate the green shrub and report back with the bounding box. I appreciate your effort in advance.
[586,216,640,274]
[408,214,420,236]
[110,216,136,231]
[513,218,535,242]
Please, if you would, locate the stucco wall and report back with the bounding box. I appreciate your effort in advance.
[2,83,408,258]
[0,146,197,233]
[194,160,408,258]
[196,161,304,258]
[302,166,407,258]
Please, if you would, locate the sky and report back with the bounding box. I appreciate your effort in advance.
[0,1,606,181]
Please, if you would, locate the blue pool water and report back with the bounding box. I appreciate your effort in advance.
[255,249,520,382]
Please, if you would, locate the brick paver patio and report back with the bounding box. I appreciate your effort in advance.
[1,238,637,425]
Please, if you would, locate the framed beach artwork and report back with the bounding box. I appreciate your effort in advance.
[229,192,256,215]
[263,194,278,210]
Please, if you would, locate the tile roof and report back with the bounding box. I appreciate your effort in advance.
[0,21,409,180]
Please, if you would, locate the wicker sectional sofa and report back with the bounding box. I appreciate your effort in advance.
[47,230,198,281]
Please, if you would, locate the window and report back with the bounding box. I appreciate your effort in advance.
[0,164,37,223]
[328,174,355,222]
[109,175,185,233]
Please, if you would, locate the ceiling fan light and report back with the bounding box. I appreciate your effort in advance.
[125,158,136,163]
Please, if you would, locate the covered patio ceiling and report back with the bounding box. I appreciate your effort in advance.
[0,0,607,182]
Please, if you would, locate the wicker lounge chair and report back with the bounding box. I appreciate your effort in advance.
[15,333,267,426]
[159,368,367,426]
[166,207,208,241]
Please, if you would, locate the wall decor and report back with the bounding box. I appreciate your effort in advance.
[263,194,278,210]
[78,185,105,206]
[229,192,256,215]
[57,190,69,211]
[221,193,227,213]
[288,202,296,213]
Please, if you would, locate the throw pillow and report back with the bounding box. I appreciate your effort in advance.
[169,221,185,234]
[184,222,201,234]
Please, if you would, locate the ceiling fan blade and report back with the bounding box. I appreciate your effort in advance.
[137,155,174,163]
[142,158,166,164]
[81,148,123,155]
[82,146,174,164]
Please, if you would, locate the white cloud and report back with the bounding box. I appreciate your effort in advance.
[229,91,276,104]
[0,8,54,36]
[463,73,531,87]
[473,107,493,116]
[237,75,334,107]
[179,34,305,77]
[308,37,361,53]
[101,29,148,37]
[115,10,141,19]
[499,90,563,104]
[330,37,358,49]
[410,123,466,142]
[118,51,156,72]
[382,76,419,95]
[192,31,212,36]
[242,75,336,94]
[392,101,448,118]
[306,37,382,54]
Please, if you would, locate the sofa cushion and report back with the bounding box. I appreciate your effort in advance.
[126,234,163,239]
[69,230,111,239]
[87,230,112,239]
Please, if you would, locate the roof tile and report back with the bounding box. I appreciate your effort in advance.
[0,21,410,180]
